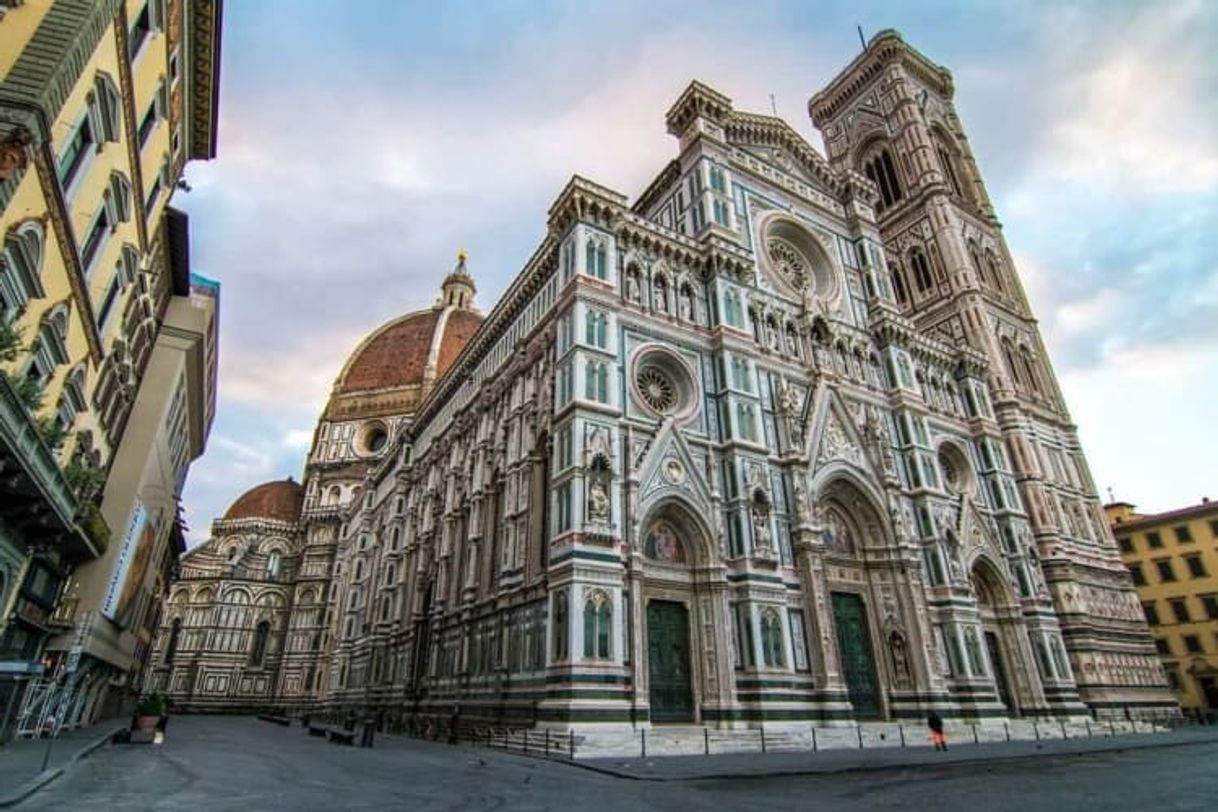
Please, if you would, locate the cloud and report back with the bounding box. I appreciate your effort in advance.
[172,1,1218,545]
[1031,0,1218,196]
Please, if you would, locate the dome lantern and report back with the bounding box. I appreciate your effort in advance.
[439,249,476,310]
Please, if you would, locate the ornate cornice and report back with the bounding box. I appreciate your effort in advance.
[808,29,954,126]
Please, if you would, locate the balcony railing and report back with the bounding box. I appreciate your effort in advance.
[0,373,107,560]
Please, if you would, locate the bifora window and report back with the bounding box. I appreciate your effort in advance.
[583,591,611,659]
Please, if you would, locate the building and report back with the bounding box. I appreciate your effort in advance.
[0,0,223,740]
[1107,499,1218,716]
[148,30,1174,728]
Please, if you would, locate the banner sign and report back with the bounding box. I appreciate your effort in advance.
[101,500,146,622]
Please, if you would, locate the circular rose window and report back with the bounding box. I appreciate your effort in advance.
[767,237,809,292]
[637,366,677,413]
[630,345,698,421]
[757,213,841,304]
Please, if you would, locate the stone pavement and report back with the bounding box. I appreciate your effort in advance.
[572,725,1218,780]
[0,721,124,807]
[17,715,1218,811]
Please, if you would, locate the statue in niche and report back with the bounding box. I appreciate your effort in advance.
[777,380,804,448]
[679,284,694,321]
[751,489,774,554]
[588,478,610,523]
[791,475,808,521]
[625,269,641,303]
[890,631,912,687]
[654,277,669,313]
[766,319,780,351]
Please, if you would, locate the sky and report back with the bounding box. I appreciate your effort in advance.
[172,0,1218,545]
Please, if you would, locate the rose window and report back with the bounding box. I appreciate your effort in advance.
[767,237,809,291]
[636,366,677,413]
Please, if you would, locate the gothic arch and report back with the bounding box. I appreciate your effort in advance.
[638,496,717,570]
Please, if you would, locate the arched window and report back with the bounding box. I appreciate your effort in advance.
[937,143,962,197]
[165,618,181,664]
[723,288,743,328]
[552,590,569,661]
[1,222,46,317]
[265,551,281,579]
[761,609,785,668]
[585,238,607,280]
[379,596,391,622]
[1018,347,1042,395]
[861,146,904,212]
[584,310,607,349]
[1002,341,1024,389]
[909,249,933,293]
[583,591,612,659]
[249,620,270,667]
[385,562,396,585]
[890,263,910,305]
[584,360,608,403]
[983,250,1005,293]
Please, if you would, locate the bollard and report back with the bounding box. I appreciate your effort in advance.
[641,728,646,758]
[972,723,978,745]
[545,728,550,756]
[1033,721,1040,741]
[857,725,864,749]
[812,726,818,752]
[899,724,906,747]
[1004,721,1010,742]
[704,727,709,755]
[761,726,767,754]
[1060,720,1067,740]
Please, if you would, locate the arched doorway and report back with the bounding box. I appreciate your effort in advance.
[638,500,729,725]
[814,476,902,721]
[972,560,1019,715]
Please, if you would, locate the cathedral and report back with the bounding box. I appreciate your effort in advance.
[145,31,1174,728]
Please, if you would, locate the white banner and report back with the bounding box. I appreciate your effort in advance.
[101,500,146,621]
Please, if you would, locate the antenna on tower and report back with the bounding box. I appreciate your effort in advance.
[1106,486,1116,503]
[857,25,867,50]
[769,94,777,116]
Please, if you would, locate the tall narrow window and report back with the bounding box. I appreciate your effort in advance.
[552,590,569,661]
[583,592,611,659]
[250,620,270,667]
[890,265,909,305]
[761,609,785,668]
[910,249,933,293]
[265,551,281,579]
[165,618,181,664]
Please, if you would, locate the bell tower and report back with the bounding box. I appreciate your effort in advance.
[809,30,1175,718]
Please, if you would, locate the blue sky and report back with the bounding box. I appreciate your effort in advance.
[172,0,1217,544]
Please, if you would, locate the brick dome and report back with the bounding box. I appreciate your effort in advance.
[324,254,483,420]
[222,478,303,523]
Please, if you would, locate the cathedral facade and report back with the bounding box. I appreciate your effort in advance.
[146,31,1174,727]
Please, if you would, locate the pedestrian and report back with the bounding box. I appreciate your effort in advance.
[927,710,947,751]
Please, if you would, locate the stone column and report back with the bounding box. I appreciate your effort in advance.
[793,529,845,692]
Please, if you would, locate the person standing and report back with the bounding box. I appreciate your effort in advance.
[927,710,947,751]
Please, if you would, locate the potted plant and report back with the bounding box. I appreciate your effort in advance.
[134,693,166,733]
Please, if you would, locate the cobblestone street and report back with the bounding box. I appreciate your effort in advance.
[14,716,1218,811]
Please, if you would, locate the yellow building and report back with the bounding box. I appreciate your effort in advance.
[0,0,222,739]
[1107,500,1218,717]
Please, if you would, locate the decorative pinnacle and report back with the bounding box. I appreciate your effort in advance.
[457,248,468,263]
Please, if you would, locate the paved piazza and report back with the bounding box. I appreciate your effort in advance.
[16,716,1218,810]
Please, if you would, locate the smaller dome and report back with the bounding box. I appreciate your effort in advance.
[223,478,303,523]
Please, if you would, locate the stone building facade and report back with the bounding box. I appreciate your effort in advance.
[147,31,1174,726]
